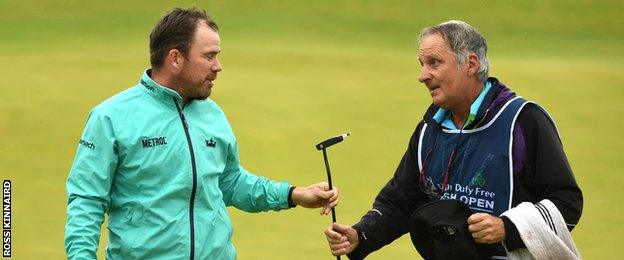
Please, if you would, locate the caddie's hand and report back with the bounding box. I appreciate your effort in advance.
[467,213,505,244]
[324,223,358,256]
[292,182,339,215]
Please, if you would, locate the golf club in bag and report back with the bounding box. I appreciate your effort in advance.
[316,132,350,260]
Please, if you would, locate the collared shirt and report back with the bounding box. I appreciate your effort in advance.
[432,81,492,130]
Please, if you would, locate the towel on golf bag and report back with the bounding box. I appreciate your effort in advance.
[501,199,581,260]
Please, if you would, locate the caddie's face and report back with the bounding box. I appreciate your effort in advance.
[417,34,470,111]
[177,21,222,100]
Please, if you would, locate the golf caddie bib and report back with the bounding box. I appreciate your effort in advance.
[417,97,527,216]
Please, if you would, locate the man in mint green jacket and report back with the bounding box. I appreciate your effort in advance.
[65,7,339,259]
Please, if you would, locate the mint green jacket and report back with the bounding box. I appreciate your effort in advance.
[65,70,291,259]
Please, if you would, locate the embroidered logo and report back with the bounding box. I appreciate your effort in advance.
[471,154,494,188]
[206,138,216,148]
[470,173,486,188]
[79,139,96,150]
[140,79,154,92]
[142,137,168,148]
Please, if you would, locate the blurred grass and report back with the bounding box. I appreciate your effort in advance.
[0,0,622,259]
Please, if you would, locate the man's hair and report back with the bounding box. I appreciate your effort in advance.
[419,20,489,82]
[149,7,219,70]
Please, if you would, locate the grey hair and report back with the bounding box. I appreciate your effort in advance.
[419,20,489,82]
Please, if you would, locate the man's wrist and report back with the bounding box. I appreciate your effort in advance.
[348,225,364,259]
[501,216,525,250]
[288,186,297,208]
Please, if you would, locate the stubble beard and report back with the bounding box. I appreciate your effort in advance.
[175,70,212,101]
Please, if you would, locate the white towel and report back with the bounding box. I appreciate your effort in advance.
[501,199,581,260]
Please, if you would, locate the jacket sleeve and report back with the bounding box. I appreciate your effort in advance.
[218,137,290,212]
[503,104,583,251]
[348,123,429,259]
[65,108,118,259]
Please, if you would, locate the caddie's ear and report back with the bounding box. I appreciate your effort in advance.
[467,53,479,76]
[167,48,184,70]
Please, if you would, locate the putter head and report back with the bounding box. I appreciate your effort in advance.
[316,132,350,150]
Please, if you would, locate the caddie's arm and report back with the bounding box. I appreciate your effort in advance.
[345,125,429,259]
[470,106,584,250]
[504,106,583,250]
[516,106,582,229]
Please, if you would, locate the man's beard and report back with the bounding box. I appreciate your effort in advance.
[174,72,211,101]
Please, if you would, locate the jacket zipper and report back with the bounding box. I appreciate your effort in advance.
[174,99,198,260]
[473,108,490,128]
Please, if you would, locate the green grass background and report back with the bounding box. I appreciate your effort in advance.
[1,0,622,259]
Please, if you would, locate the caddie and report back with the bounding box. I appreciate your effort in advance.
[324,20,582,259]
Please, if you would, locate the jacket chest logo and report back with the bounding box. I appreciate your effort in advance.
[206,138,216,148]
[141,136,168,148]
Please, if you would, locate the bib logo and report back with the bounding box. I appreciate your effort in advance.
[470,173,485,188]
[206,138,216,148]
[471,154,494,188]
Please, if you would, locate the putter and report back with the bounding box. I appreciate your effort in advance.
[316,132,350,260]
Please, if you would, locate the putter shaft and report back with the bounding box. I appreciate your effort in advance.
[322,148,340,260]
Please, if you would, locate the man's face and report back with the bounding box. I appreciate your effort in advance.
[177,21,222,100]
[417,34,470,111]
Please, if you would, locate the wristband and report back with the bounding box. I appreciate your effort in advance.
[288,186,297,208]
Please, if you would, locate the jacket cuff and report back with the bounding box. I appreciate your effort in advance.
[502,215,526,251]
[346,225,366,260]
[277,181,291,209]
[287,186,297,208]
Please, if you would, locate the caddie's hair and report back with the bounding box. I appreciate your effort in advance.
[149,7,219,70]
[419,20,489,82]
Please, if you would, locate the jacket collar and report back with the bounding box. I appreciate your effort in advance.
[139,69,184,102]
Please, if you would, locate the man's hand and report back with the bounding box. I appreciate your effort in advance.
[467,213,506,244]
[324,223,358,256]
[291,182,339,215]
